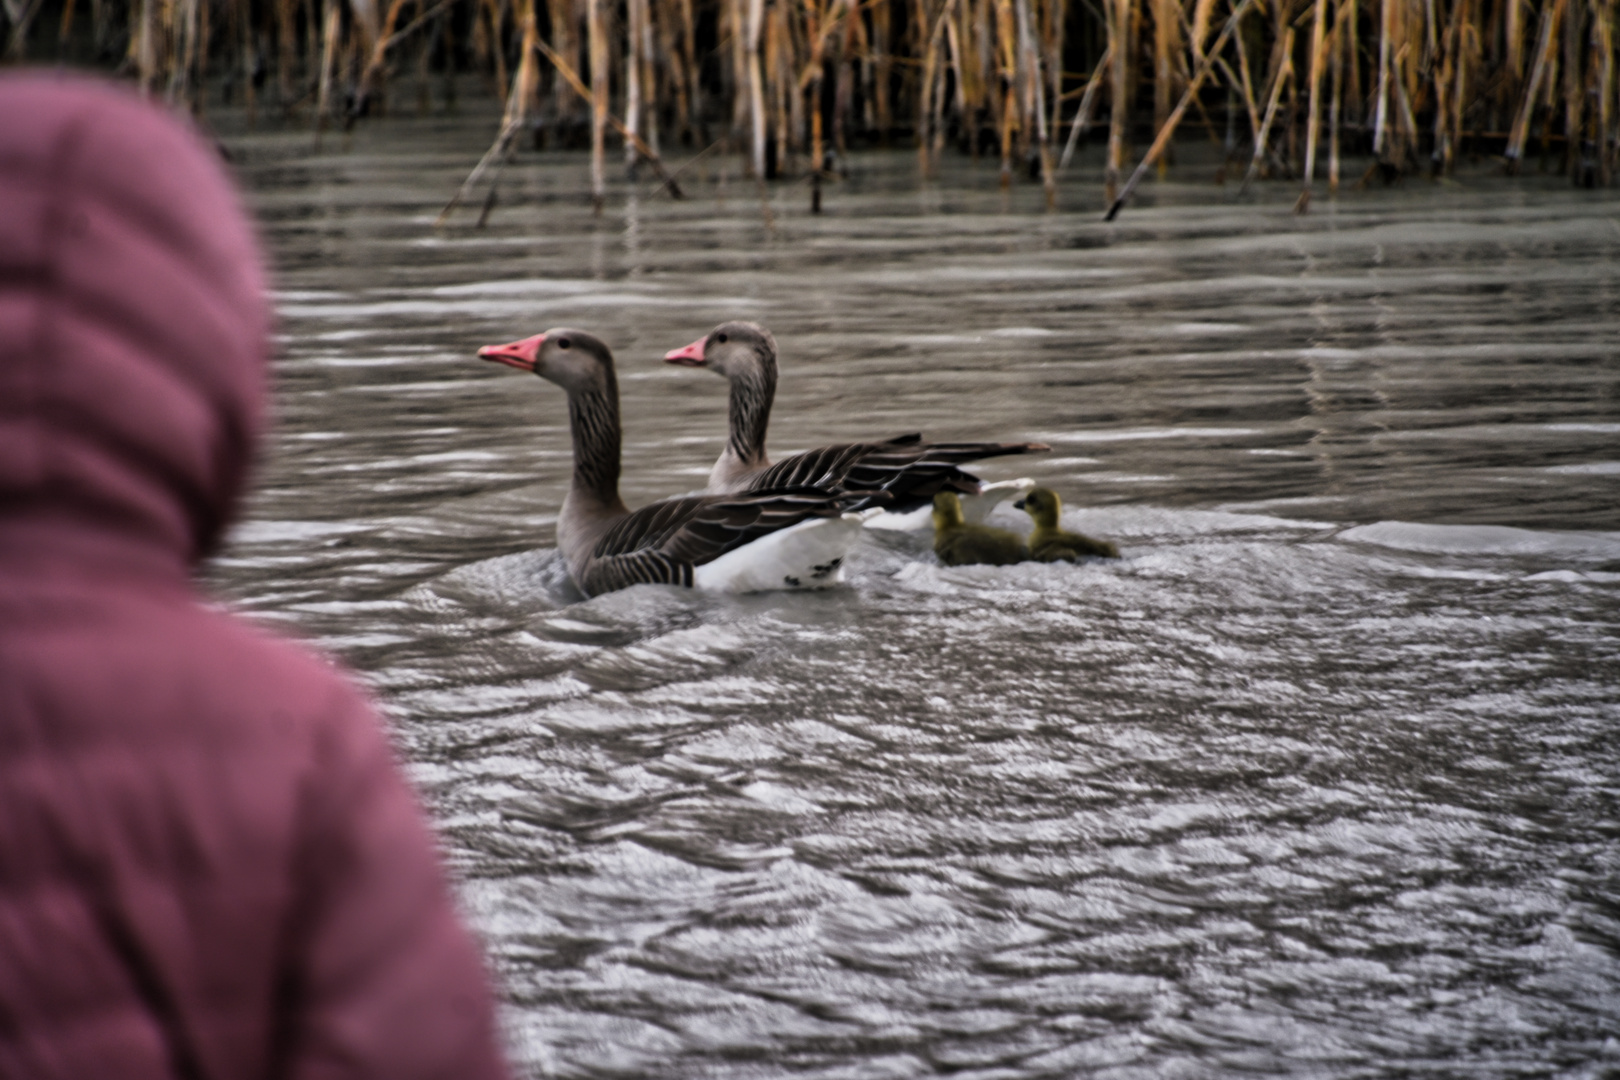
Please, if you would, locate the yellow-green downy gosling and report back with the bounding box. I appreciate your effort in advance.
[932,491,1030,566]
[1014,487,1120,561]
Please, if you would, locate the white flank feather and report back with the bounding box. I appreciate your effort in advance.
[692,509,880,592]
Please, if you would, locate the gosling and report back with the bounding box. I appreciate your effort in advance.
[932,491,1030,566]
[1013,487,1120,561]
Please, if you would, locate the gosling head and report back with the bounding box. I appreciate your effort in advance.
[1013,486,1063,528]
[477,328,615,395]
[932,491,966,530]
[663,320,778,385]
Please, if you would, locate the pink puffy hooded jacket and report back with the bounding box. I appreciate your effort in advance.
[0,74,509,1080]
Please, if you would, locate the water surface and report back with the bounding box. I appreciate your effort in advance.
[214,114,1620,1078]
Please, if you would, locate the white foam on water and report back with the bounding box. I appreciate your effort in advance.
[226,518,374,545]
[1338,521,1620,561]
[1032,427,1265,443]
[1546,461,1620,475]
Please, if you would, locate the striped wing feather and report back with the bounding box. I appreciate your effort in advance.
[744,443,881,491]
[580,549,695,593]
[749,435,1048,510]
[582,488,869,595]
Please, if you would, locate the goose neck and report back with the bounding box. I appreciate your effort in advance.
[726,361,776,468]
[565,382,623,502]
[558,381,630,564]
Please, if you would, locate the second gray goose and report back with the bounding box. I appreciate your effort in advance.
[663,321,1048,513]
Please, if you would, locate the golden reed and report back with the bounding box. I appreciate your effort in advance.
[13,0,1615,212]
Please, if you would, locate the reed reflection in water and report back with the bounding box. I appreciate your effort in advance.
[213,120,1620,1078]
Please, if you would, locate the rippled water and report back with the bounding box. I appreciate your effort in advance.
[211,112,1620,1077]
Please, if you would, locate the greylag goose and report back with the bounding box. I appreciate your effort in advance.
[932,492,1030,566]
[663,321,1047,521]
[477,329,878,597]
[1014,487,1120,560]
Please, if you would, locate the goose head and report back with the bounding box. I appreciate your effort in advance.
[663,320,778,384]
[478,328,614,395]
[932,491,966,530]
[1013,486,1063,528]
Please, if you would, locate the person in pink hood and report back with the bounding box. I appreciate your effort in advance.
[0,74,510,1080]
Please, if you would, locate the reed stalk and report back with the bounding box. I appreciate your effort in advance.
[1151,0,1180,170]
[1302,0,1328,202]
[1507,0,1525,95]
[625,0,644,168]
[1042,0,1064,152]
[302,0,319,96]
[314,0,339,136]
[833,7,857,156]
[994,0,1017,183]
[1507,0,1566,168]
[727,0,747,141]
[767,1,790,169]
[678,0,700,139]
[1242,23,1293,189]
[917,0,941,171]
[1329,0,1345,188]
[945,6,969,139]
[267,0,287,101]
[638,0,659,154]
[1430,0,1463,172]
[931,36,951,164]
[918,0,962,173]
[745,0,765,175]
[1594,0,1613,183]
[238,0,256,123]
[1374,0,1393,153]
[587,0,605,209]
[1562,0,1580,173]
[654,0,684,131]
[801,0,844,209]
[1225,14,1262,146]
[972,0,993,151]
[546,0,577,132]
[1103,0,1128,200]
[1059,41,1109,166]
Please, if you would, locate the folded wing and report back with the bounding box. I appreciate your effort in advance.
[748,435,1049,511]
[581,487,875,595]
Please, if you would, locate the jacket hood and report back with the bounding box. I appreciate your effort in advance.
[0,72,269,569]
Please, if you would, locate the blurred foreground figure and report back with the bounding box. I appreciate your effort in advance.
[0,74,509,1080]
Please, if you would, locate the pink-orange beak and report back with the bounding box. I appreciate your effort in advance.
[477,333,546,372]
[663,337,707,367]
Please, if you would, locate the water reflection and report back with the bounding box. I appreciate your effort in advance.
[214,115,1620,1078]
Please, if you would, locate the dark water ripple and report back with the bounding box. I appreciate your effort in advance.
[209,113,1620,1077]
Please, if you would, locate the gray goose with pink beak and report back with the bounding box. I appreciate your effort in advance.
[478,329,879,597]
[665,321,1048,524]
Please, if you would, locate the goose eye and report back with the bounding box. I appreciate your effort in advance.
[558,338,571,349]
[716,333,728,344]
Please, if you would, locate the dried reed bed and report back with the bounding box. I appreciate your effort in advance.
[9,0,1618,215]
